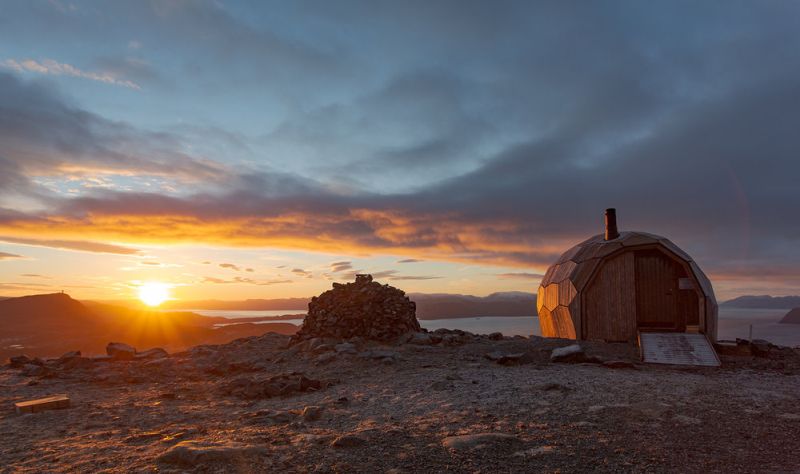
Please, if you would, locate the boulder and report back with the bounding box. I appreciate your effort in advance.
[442,433,519,450]
[157,440,267,467]
[291,274,420,344]
[9,355,32,368]
[106,342,136,360]
[21,364,54,377]
[750,339,772,357]
[487,332,504,341]
[550,344,600,363]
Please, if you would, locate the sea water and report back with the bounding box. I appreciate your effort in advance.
[193,307,800,347]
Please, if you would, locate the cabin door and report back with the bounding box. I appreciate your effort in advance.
[634,250,684,331]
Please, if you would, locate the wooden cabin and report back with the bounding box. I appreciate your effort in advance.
[537,209,718,343]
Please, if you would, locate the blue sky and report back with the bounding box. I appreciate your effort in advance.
[1,1,800,301]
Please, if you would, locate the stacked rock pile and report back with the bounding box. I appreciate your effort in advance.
[291,274,420,343]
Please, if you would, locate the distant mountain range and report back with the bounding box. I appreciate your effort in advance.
[720,295,800,309]
[410,292,536,319]
[0,293,297,360]
[154,291,538,319]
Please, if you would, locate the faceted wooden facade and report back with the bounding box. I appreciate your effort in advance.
[537,231,718,343]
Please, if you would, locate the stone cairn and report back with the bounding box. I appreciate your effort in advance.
[291,274,420,344]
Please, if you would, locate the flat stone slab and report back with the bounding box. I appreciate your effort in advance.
[158,440,267,467]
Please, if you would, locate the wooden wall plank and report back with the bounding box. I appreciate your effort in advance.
[584,251,637,342]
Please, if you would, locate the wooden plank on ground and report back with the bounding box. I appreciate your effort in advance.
[14,394,70,414]
[639,333,720,367]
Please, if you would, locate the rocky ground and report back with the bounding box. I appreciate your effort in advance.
[1,331,799,473]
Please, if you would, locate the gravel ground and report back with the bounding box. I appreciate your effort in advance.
[1,333,799,473]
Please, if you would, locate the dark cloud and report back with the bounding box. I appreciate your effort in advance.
[330,261,352,273]
[336,269,441,281]
[219,263,241,271]
[203,276,291,286]
[398,259,422,263]
[0,72,227,199]
[0,236,139,255]
[291,268,312,278]
[497,273,545,280]
[0,251,23,260]
[20,273,49,278]
[389,275,442,281]
[0,2,799,292]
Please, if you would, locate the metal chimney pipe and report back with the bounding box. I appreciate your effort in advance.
[605,208,619,240]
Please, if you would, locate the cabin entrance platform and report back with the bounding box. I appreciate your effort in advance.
[639,332,720,367]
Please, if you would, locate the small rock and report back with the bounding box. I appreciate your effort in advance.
[21,364,53,377]
[778,413,800,420]
[265,411,297,424]
[485,351,524,365]
[550,344,600,363]
[60,356,94,371]
[9,355,32,368]
[331,434,368,448]
[106,342,136,360]
[335,342,357,354]
[429,380,450,391]
[513,446,555,457]
[487,332,504,341]
[442,433,519,450]
[750,339,772,357]
[315,352,338,364]
[157,440,267,467]
[134,348,169,360]
[406,332,434,345]
[302,405,324,422]
[58,350,82,360]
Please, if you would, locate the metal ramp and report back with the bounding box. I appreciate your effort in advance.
[639,332,720,367]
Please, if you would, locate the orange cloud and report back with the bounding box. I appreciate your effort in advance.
[0,207,562,269]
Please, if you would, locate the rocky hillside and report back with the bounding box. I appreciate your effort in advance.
[1,330,799,472]
[722,295,800,309]
[0,293,297,360]
[780,308,800,324]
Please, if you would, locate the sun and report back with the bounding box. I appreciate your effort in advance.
[137,282,170,307]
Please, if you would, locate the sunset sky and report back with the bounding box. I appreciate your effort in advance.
[1,1,799,302]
